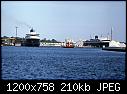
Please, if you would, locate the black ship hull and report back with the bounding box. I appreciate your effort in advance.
[21,39,40,47]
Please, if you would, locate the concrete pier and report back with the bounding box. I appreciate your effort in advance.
[102,47,126,52]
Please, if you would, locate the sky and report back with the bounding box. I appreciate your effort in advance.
[1,1,126,42]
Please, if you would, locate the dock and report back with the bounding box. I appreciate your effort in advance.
[102,47,126,52]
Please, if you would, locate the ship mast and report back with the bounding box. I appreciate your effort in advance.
[15,26,19,45]
[15,26,18,38]
[111,27,113,41]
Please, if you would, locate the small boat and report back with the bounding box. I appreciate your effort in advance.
[62,39,74,48]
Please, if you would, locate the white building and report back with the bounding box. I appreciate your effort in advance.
[109,40,126,47]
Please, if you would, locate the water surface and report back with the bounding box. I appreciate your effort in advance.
[2,46,125,80]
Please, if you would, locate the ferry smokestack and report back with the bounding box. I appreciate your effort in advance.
[30,28,34,32]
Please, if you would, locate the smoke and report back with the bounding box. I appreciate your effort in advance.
[15,20,32,29]
[2,9,33,38]
[2,10,32,29]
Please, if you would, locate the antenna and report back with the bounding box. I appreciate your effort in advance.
[15,26,19,38]
[111,27,113,41]
[15,26,19,45]
[107,32,109,40]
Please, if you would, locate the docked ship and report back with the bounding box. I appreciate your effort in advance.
[21,28,40,47]
[63,39,75,48]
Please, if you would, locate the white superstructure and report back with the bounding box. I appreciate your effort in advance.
[23,28,40,47]
[25,29,40,39]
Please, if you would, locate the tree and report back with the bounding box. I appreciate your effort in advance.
[51,39,57,43]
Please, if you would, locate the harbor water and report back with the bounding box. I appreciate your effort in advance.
[2,46,125,80]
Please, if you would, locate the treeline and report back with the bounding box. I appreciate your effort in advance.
[40,38,60,43]
[2,36,60,43]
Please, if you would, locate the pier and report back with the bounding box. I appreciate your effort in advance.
[102,47,126,52]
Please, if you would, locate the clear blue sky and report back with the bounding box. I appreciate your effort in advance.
[1,1,126,42]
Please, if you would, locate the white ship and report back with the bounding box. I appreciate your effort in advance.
[22,28,40,47]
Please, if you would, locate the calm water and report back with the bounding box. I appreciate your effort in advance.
[2,46,125,80]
